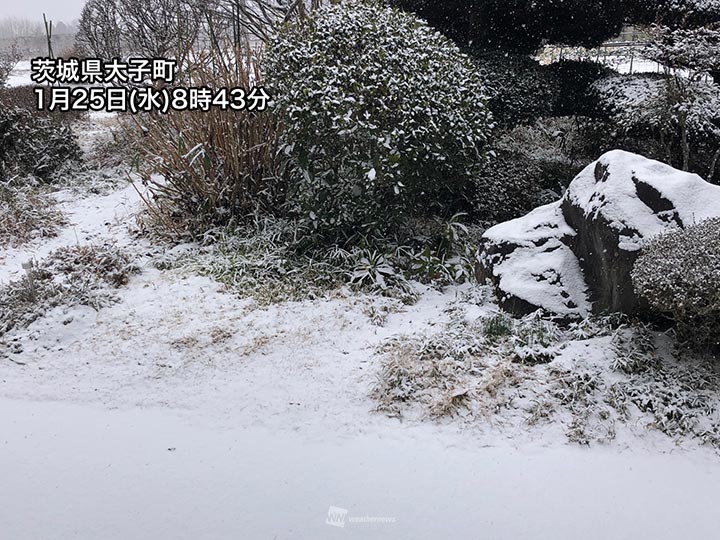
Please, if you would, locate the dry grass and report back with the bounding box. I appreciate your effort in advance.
[372,305,720,448]
[0,182,67,247]
[0,85,87,124]
[372,328,489,419]
[0,244,139,338]
[133,43,282,236]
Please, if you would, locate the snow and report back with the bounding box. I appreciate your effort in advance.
[6,60,32,87]
[481,202,591,318]
[483,200,575,245]
[567,150,720,250]
[0,182,142,285]
[491,238,591,318]
[3,397,720,540]
[616,58,664,74]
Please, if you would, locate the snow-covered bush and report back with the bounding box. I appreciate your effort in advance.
[266,0,493,244]
[473,152,547,224]
[632,217,720,351]
[0,106,82,182]
[629,0,720,30]
[644,24,720,82]
[591,74,720,180]
[474,118,582,224]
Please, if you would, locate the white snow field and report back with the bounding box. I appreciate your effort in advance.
[6,60,32,88]
[1,74,719,538]
[2,398,720,540]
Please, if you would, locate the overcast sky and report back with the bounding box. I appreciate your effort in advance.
[3,0,86,23]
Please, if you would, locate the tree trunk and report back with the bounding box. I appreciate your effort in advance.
[708,147,720,184]
[680,117,690,171]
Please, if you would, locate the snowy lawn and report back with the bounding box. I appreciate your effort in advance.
[3,397,720,540]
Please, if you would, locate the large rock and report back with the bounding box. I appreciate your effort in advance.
[478,150,720,319]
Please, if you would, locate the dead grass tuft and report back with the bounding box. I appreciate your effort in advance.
[0,244,140,338]
[0,182,67,247]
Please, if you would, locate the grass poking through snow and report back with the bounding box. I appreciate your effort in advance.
[372,294,720,448]
[0,182,67,247]
[0,244,140,339]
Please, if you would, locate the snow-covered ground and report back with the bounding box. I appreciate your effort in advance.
[3,397,720,540]
[6,60,32,87]
[2,69,720,539]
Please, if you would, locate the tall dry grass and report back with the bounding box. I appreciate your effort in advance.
[134,43,282,236]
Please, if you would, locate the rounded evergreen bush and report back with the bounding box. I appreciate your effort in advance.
[475,53,557,128]
[266,0,493,243]
[632,217,720,351]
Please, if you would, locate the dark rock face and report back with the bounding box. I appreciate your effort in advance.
[478,151,720,319]
[560,162,641,314]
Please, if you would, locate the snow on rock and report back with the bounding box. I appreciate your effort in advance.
[478,202,591,319]
[479,150,720,318]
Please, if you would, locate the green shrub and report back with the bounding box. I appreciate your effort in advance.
[0,106,82,182]
[266,0,493,245]
[473,118,583,225]
[475,53,557,128]
[632,217,720,351]
[483,313,513,342]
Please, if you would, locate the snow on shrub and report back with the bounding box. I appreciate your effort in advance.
[644,25,720,77]
[632,217,720,350]
[474,118,582,225]
[266,0,493,243]
[592,74,720,179]
[0,106,81,182]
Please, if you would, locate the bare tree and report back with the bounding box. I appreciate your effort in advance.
[120,0,202,58]
[208,0,333,44]
[74,0,332,62]
[0,42,20,87]
[75,0,123,59]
